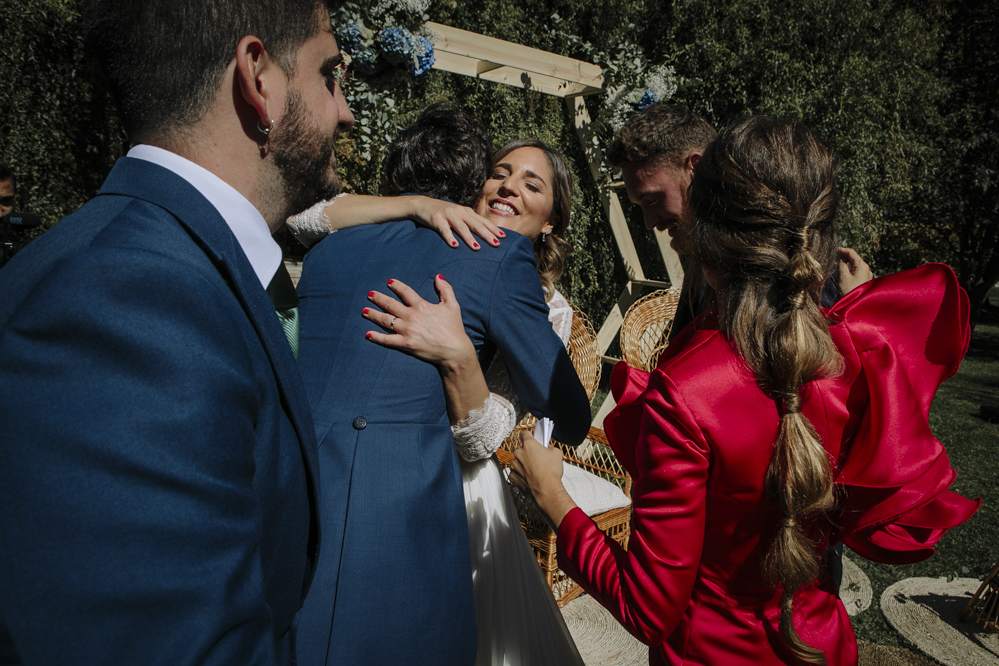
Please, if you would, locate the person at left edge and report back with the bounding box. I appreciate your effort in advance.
[0,1,354,664]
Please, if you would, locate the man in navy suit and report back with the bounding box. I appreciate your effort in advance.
[0,1,353,663]
[294,105,591,664]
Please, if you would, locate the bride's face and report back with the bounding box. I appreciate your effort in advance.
[476,147,556,242]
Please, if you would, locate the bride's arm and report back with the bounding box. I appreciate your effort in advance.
[286,194,504,250]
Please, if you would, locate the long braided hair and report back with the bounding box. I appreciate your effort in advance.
[690,117,843,664]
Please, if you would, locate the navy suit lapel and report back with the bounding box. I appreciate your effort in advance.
[97,158,320,521]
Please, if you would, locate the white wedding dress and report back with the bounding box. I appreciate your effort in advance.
[452,291,584,666]
[288,199,584,665]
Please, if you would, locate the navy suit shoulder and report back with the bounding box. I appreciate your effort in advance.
[0,157,318,666]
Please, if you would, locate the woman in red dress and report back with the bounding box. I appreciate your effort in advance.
[511,116,980,665]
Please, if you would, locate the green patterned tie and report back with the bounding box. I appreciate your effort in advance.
[266,262,299,359]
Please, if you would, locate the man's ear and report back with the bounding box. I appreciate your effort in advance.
[234,35,278,130]
[685,151,702,172]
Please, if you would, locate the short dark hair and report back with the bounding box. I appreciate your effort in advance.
[83,0,334,141]
[607,102,717,169]
[0,160,14,191]
[382,103,491,207]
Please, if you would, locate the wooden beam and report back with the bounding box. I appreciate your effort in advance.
[594,282,648,356]
[432,52,600,97]
[653,229,685,286]
[428,22,603,89]
[591,391,617,429]
[477,67,600,97]
[566,96,645,281]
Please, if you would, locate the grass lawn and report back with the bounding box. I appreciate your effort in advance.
[850,288,999,649]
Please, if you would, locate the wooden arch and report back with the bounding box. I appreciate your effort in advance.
[429,23,684,424]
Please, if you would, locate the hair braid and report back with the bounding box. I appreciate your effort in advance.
[692,117,843,664]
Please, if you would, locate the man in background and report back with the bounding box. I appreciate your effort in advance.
[0,1,353,663]
[0,160,15,218]
[607,103,716,335]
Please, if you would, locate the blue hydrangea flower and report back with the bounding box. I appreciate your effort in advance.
[379,26,416,66]
[352,46,379,74]
[338,20,363,53]
[413,36,435,76]
[637,90,659,111]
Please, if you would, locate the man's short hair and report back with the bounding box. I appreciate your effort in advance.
[0,160,14,191]
[83,0,334,141]
[607,103,717,170]
[382,103,491,208]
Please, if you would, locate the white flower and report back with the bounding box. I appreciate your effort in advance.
[645,65,678,102]
[603,85,634,132]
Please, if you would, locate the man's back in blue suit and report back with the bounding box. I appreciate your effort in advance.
[294,219,590,666]
[0,157,319,664]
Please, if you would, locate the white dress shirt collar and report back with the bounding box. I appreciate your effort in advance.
[127,144,282,289]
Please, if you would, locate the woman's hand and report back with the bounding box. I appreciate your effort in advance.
[510,432,577,530]
[363,275,477,369]
[409,197,505,251]
[837,247,874,295]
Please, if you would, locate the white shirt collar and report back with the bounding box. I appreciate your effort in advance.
[127,144,282,289]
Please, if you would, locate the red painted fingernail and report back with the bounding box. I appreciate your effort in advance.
[363,308,369,314]
[366,332,372,339]
[498,231,506,237]
[387,279,394,285]
[473,243,479,248]
[368,291,374,298]
[437,274,444,281]
[451,240,458,247]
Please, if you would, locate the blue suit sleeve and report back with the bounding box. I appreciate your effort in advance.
[0,247,279,665]
[485,240,591,446]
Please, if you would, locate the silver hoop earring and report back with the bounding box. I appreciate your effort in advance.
[257,119,274,136]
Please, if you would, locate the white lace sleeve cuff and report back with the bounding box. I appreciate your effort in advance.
[285,193,350,247]
[451,393,518,462]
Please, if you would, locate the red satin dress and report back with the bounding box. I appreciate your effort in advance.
[556,264,981,665]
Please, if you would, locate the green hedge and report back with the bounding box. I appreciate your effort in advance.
[4,0,995,327]
[0,0,127,231]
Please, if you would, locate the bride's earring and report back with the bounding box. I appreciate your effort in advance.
[541,231,550,243]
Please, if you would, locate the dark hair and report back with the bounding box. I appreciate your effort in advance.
[83,0,334,141]
[490,139,573,298]
[382,102,491,208]
[607,102,716,169]
[0,160,14,191]
[690,116,841,664]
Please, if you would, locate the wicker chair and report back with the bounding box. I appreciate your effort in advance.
[495,301,632,607]
[619,287,683,371]
[962,559,999,633]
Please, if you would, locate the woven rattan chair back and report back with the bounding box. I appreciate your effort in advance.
[491,299,631,607]
[962,560,999,633]
[619,287,682,371]
[566,301,601,403]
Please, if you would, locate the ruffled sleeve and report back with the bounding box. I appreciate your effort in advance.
[827,263,980,563]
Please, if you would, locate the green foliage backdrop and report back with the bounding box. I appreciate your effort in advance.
[0,0,126,229]
[1,0,995,327]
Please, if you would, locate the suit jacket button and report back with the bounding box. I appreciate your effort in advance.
[352,417,367,430]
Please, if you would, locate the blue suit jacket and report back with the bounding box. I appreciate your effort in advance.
[0,158,320,665]
[294,221,590,666]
